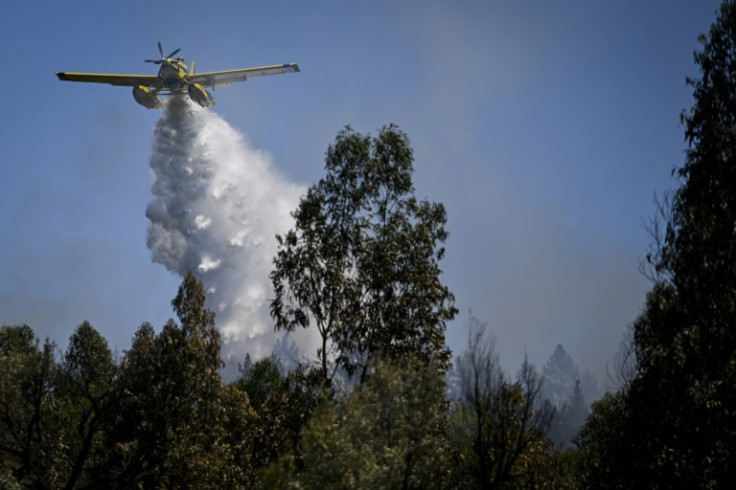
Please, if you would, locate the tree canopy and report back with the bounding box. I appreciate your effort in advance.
[576,2,736,487]
[270,124,457,386]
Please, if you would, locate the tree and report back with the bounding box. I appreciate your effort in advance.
[237,357,284,410]
[270,125,457,386]
[0,324,36,357]
[620,2,736,486]
[234,360,323,473]
[450,316,556,489]
[107,273,255,488]
[547,380,588,451]
[0,325,62,488]
[541,344,580,410]
[540,344,589,449]
[58,321,117,489]
[609,327,637,389]
[574,391,629,489]
[262,359,451,489]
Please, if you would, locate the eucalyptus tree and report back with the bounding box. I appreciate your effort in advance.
[587,2,736,486]
[271,125,457,386]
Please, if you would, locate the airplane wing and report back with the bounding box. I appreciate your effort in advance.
[187,63,300,87]
[55,72,159,87]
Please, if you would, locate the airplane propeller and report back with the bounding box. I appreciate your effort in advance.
[145,42,181,64]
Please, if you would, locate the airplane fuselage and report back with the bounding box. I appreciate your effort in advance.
[158,58,189,90]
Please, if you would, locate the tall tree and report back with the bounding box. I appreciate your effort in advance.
[574,391,628,489]
[270,125,457,385]
[616,2,736,486]
[59,321,117,489]
[108,273,254,488]
[0,325,61,488]
[540,344,591,449]
[451,317,556,489]
[541,344,580,409]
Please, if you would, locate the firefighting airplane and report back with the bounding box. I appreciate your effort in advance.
[55,43,299,109]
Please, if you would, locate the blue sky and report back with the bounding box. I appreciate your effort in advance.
[0,1,722,379]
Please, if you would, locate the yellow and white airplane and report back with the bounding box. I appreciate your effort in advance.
[56,43,300,109]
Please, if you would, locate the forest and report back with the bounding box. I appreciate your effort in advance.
[3,2,736,488]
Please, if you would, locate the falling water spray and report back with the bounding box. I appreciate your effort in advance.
[146,96,313,362]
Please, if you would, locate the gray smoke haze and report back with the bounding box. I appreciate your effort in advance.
[146,96,316,361]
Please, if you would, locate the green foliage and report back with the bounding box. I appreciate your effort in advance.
[263,359,451,489]
[105,272,253,488]
[235,359,323,472]
[574,391,628,489]
[218,384,259,488]
[450,317,557,489]
[0,324,36,356]
[236,357,285,410]
[607,2,736,486]
[57,321,118,488]
[0,323,121,489]
[0,467,22,490]
[270,124,457,385]
[0,325,63,488]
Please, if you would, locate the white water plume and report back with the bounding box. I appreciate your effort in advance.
[146,96,312,362]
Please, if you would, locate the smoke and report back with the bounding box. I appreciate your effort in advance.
[146,96,314,362]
